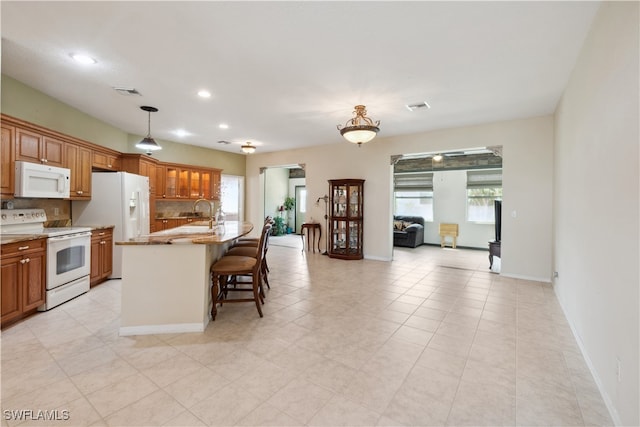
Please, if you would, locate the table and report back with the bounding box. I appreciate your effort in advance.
[301,223,322,252]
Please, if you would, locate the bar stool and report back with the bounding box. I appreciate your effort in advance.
[225,222,272,289]
[210,224,271,320]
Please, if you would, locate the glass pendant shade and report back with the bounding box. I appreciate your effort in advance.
[241,142,256,154]
[337,105,380,146]
[137,106,162,152]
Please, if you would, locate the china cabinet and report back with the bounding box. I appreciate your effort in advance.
[328,179,364,260]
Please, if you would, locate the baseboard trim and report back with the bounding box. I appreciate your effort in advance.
[119,322,206,336]
[554,288,621,426]
[499,272,551,283]
[365,254,392,261]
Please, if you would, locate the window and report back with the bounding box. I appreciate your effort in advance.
[394,172,434,221]
[220,174,244,221]
[395,190,434,221]
[466,169,502,222]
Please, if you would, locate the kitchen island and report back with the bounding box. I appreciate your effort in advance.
[116,221,253,336]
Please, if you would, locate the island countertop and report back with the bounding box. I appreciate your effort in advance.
[116,221,253,245]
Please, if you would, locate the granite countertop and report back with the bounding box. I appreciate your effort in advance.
[1,225,115,245]
[0,234,48,245]
[117,221,253,245]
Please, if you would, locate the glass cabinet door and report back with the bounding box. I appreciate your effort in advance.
[328,179,364,260]
[165,167,177,198]
[332,184,347,217]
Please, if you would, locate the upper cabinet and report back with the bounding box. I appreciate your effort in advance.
[92,150,120,171]
[15,128,64,167]
[65,142,91,199]
[1,124,15,196]
[160,164,220,200]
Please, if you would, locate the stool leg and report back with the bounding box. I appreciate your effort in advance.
[211,273,219,321]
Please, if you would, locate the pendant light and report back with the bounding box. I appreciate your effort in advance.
[136,106,162,153]
[241,142,256,154]
[337,105,380,146]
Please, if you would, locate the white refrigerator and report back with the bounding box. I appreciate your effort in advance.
[72,172,150,279]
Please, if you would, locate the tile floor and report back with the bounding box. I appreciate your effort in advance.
[1,245,613,426]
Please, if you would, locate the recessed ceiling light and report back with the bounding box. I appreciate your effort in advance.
[197,90,211,98]
[70,53,97,65]
[173,129,190,138]
[218,123,229,129]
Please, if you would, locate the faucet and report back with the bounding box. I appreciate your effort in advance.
[193,198,215,229]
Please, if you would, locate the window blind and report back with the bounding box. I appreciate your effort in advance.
[466,169,502,188]
[394,172,433,191]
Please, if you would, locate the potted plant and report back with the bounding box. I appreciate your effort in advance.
[283,197,295,233]
[273,216,286,236]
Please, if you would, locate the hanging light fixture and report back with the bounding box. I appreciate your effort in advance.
[136,106,162,153]
[337,105,380,146]
[241,142,256,154]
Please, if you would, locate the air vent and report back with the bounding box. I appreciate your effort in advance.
[406,101,431,112]
[217,140,231,145]
[112,87,141,96]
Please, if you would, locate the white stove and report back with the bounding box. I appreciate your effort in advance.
[1,209,91,236]
[1,208,91,310]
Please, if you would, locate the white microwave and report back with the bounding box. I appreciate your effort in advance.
[14,160,71,199]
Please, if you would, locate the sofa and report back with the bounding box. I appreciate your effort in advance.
[393,216,425,248]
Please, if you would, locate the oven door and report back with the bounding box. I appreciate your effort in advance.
[46,232,91,289]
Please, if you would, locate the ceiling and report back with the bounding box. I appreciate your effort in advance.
[1,1,600,154]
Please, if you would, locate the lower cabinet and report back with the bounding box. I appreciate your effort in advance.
[1,238,46,326]
[90,228,113,287]
[155,218,179,231]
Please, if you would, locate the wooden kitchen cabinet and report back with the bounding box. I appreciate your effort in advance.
[15,127,64,167]
[1,124,15,196]
[65,142,92,199]
[90,228,113,287]
[92,150,120,171]
[1,238,47,326]
[155,218,180,231]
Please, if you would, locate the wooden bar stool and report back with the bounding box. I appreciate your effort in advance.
[210,224,271,320]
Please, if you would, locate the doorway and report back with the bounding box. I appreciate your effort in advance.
[392,147,503,271]
[295,185,306,234]
[262,165,306,235]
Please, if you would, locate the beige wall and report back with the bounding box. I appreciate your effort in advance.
[554,2,639,425]
[246,115,554,280]
[1,75,245,175]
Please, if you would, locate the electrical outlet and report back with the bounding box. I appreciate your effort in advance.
[616,358,622,382]
[553,271,559,278]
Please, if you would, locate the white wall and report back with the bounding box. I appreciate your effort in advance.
[247,115,553,275]
[426,170,495,248]
[553,2,639,425]
[263,168,289,218]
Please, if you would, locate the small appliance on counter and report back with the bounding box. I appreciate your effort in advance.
[72,172,150,278]
[0,208,91,310]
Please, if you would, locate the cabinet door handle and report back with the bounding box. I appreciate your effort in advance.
[25,258,30,263]
[107,164,112,168]
[98,232,105,236]
[18,245,29,251]
[20,259,26,264]
[77,191,83,195]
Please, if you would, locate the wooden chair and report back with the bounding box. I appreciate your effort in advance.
[210,224,271,320]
